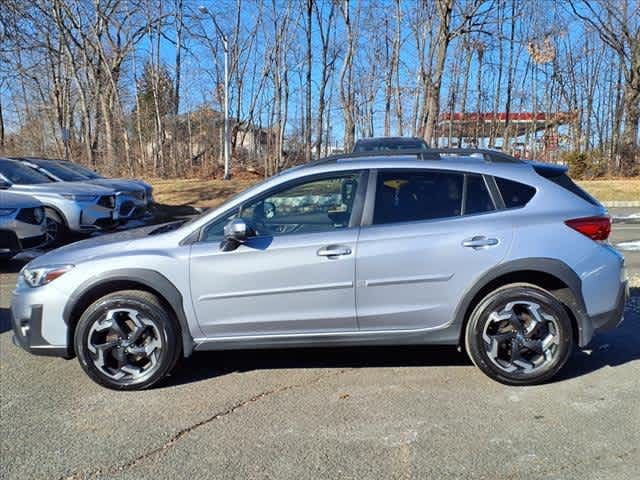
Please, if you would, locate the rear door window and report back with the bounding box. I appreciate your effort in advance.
[464,175,495,215]
[373,170,464,224]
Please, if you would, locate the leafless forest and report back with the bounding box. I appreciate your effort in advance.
[0,0,638,179]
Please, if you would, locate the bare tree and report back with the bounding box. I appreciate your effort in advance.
[570,0,639,173]
[339,0,356,152]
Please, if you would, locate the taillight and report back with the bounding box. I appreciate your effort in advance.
[565,216,611,241]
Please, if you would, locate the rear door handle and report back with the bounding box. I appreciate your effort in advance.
[317,245,352,258]
[462,236,499,249]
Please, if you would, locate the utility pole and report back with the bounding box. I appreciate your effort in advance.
[199,6,230,180]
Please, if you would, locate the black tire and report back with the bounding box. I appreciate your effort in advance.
[74,290,181,390]
[465,283,574,386]
[44,208,67,246]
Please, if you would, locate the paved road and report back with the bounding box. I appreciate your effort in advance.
[610,212,640,273]
[1,211,639,480]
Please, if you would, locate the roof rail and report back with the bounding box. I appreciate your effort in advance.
[311,149,439,166]
[310,148,522,166]
[425,148,523,163]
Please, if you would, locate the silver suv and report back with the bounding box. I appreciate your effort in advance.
[13,157,150,222]
[10,152,628,389]
[0,192,47,259]
[0,158,118,244]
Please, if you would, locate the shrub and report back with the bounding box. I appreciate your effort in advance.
[561,150,609,179]
[563,151,589,179]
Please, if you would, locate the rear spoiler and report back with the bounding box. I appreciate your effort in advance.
[527,161,568,178]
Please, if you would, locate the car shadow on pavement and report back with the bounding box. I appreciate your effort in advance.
[166,291,640,389]
[552,289,640,383]
[165,345,472,388]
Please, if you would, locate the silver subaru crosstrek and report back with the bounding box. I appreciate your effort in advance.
[10,151,628,389]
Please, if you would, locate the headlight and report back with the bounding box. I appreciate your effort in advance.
[0,208,16,216]
[22,264,74,288]
[60,193,98,202]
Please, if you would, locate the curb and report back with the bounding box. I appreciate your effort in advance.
[603,201,640,207]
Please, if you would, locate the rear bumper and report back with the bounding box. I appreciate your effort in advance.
[578,279,628,347]
[592,280,629,334]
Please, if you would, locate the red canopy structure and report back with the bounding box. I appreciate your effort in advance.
[438,111,578,139]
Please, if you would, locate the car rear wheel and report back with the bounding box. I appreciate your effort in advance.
[44,208,67,246]
[465,283,574,386]
[74,290,181,390]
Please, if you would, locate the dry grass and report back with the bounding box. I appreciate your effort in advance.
[151,177,258,208]
[578,178,640,202]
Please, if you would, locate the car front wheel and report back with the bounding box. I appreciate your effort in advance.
[465,283,574,386]
[44,208,67,246]
[74,290,181,390]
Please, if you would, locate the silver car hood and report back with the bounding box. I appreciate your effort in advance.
[27,222,183,267]
[0,191,43,208]
[10,181,115,195]
[87,179,145,192]
[114,178,152,190]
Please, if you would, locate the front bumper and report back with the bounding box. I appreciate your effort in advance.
[11,305,72,358]
[69,203,118,232]
[0,230,47,258]
[11,279,72,358]
[0,212,47,256]
[116,192,149,221]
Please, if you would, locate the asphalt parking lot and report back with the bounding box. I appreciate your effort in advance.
[1,211,639,479]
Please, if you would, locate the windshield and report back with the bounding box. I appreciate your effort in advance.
[58,161,103,179]
[27,159,88,181]
[0,159,52,184]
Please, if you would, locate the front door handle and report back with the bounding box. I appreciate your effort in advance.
[317,245,352,258]
[462,236,499,249]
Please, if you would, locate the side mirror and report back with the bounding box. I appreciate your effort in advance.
[221,218,253,251]
[0,179,10,190]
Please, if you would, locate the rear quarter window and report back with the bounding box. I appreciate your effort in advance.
[495,177,536,208]
[542,172,599,206]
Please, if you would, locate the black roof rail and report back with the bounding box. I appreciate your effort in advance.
[310,149,440,166]
[309,148,522,166]
[424,148,523,163]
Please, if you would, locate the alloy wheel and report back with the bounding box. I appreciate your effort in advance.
[45,217,59,244]
[481,301,561,375]
[87,308,162,382]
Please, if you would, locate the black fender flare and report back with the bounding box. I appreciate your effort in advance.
[63,268,194,356]
[453,258,591,346]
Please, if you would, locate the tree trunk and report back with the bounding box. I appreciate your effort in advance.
[423,0,453,146]
[339,0,356,151]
